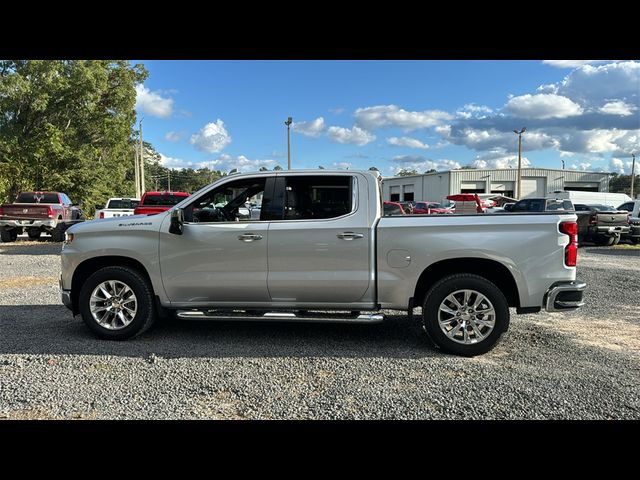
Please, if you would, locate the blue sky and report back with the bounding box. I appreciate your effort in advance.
[134,60,639,176]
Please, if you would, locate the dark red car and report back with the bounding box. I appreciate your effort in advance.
[412,201,452,214]
[133,191,190,215]
[383,201,406,215]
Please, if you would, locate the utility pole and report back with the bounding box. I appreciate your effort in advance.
[134,149,140,198]
[631,153,636,199]
[285,117,293,170]
[513,127,526,198]
[168,170,171,191]
[561,159,565,170]
[139,117,145,194]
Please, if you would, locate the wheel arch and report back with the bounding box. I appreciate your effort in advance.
[413,257,520,308]
[71,256,154,314]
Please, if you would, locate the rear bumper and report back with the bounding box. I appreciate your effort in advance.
[544,281,586,312]
[595,225,630,236]
[0,219,57,229]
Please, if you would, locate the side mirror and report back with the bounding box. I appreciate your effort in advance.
[169,208,184,235]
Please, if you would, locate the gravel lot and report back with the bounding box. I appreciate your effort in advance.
[1,238,638,419]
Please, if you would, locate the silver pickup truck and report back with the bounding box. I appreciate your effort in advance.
[60,170,585,356]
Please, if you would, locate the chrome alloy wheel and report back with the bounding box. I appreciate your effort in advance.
[89,280,138,330]
[438,289,496,344]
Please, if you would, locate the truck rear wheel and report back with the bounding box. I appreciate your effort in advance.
[595,235,616,246]
[1,229,18,242]
[79,266,157,340]
[422,273,510,357]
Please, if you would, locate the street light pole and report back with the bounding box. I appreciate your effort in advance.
[513,127,526,198]
[285,117,293,170]
[631,153,636,199]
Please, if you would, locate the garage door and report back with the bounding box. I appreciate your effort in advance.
[520,177,547,199]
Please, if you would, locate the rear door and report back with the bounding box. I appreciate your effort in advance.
[266,173,374,305]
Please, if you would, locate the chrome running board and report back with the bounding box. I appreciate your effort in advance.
[175,309,385,324]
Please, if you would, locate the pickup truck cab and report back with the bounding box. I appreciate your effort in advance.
[60,170,585,356]
[0,191,84,242]
[574,204,630,246]
[95,198,140,219]
[133,191,190,216]
[617,200,640,244]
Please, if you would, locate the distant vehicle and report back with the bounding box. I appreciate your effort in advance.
[398,201,415,214]
[133,191,190,216]
[0,191,84,242]
[95,198,140,219]
[502,203,516,212]
[552,191,632,209]
[617,200,640,244]
[510,198,575,213]
[383,201,406,215]
[413,201,451,214]
[447,194,484,214]
[574,203,630,246]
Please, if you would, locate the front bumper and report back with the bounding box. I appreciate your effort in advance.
[544,281,586,312]
[0,219,57,229]
[59,277,73,311]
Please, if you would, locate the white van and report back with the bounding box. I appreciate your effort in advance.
[551,191,631,208]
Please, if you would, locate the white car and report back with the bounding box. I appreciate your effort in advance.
[95,198,140,219]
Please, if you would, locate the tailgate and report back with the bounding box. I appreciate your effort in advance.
[597,212,628,226]
[2,204,51,219]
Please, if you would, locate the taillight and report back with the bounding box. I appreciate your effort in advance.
[559,221,578,267]
[47,206,54,218]
[589,212,597,226]
[99,211,104,219]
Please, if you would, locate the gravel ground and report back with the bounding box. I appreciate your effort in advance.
[0,238,638,419]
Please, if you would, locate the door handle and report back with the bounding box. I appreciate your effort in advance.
[238,233,263,242]
[337,232,364,240]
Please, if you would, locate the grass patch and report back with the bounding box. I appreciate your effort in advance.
[612,244,640,250]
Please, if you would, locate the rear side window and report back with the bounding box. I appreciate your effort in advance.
[618,203,633,211]
[545,199,573,211]
[17,192,60,203]
[282,176,353,220]
[141,194,185,206]
[108,199,140,209]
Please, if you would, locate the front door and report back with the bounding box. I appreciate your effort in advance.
[159,176,272,306]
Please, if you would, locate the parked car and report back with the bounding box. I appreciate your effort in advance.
[95,198,140,219]
[510,198,575,213]
[398,201,415,214]
[133,191,190,216]
[617,200,640,244]
[383,201,406,215]
[413,201,452,214]
[574,204,631,246]
[0,191,84,242]
[60,169,585,357]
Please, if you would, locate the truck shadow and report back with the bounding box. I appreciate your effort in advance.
[0,304,441,359]
[0,242,61,256]
[584,247,640,257]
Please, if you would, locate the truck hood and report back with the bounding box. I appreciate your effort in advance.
[67,212,169,235]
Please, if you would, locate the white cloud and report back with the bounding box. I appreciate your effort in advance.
[542,60,607,69]
[190,120,232,153]
[293,117,326,137]
[391,155,461,174]
[329,107,345,115]
[332,161,352,169]
[135,84,174,118]
[159,153,209,170]
[505,94,583,119]
[327,125,376,145]
[471,151,532,170]
[387,136,429,149]
[610,157,634,174]
[164,131,182,142]
[210,153,277,173]
[556,61,640,105]
[355,105,453,131]
[456,103,493,119]
[599,101,636,116]
[555,129,638,155]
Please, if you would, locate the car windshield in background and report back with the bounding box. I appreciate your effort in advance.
[16,193,59,203]
[546,199,574,211]
[587,204,616,211]
[107,199,140,209]
[142,195,184,206]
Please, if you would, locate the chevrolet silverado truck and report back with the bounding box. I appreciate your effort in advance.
[95,198,140,219]
[0,191,84,242]
[574,204,630,246]
[60,170,585,356]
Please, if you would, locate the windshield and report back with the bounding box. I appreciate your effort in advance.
[141,194,186,206]
[107,199,140,209]
[17,192,59,203]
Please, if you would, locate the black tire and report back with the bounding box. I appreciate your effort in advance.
[611,235,621,246]
[595,235,615,246]
[0,229,18,242]
[79,266,157,340]
[50,223,65,242]
[422,273,510,357]
[631,238,640,245]
[27,228,41,240]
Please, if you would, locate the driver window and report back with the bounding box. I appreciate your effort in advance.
[184,178,266,223]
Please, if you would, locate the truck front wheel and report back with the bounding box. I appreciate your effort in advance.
[79,266,157,340]
[1,228,18,242]
[422,273,510,357]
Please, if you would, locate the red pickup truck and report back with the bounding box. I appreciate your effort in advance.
[133,191,190,216]
[0,191,85,242]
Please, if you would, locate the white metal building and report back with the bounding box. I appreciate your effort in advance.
[382,168,611,204]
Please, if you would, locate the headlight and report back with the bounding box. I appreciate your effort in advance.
[63,231,74,244]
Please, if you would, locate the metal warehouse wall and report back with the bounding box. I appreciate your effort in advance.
[382,168,610,201]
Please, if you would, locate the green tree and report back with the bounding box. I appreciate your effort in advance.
[425,168,437,173]
[0,60,147,212]
[397,168,418,176]
[609,173,639,195]
[460,165,477,169]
